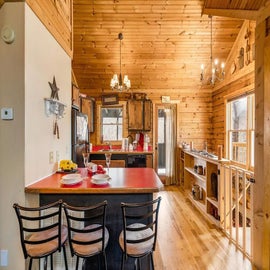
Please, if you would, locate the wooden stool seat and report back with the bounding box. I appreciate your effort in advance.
[72,224,109,256]
[26,225,68,258]
[119,223,154,256]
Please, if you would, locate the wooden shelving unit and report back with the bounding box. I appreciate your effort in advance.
[180,148,221,225]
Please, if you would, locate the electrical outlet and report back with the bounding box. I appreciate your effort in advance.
[49,151,54,164]
[56,151,60,162]
[0,250,8,266]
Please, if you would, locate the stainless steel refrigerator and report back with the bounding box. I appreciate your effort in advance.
[71,108,88,167]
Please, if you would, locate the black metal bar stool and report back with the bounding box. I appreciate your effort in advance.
[62,200,109,270]
[119,196,162,270]
[13,200,68,270]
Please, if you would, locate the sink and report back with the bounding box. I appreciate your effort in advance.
[98,149,122,152]
[198,151,218,159]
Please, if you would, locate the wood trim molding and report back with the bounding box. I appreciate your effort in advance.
[0,0,24,8]
[202,8,258,21]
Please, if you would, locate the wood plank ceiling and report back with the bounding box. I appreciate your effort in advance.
[72,0,267,98]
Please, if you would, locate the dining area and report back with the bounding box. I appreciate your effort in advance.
[21,166,164,270]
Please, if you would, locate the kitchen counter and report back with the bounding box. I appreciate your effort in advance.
[25,168,163,270]
[90,149,154,154]
[90,145,153,154]
[25,167,163,194]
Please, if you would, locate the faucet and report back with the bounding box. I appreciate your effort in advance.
[106,141,112,150]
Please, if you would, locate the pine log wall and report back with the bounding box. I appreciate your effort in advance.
[24,0,255,155]
[212,20,255,156]
[26,0,73,57]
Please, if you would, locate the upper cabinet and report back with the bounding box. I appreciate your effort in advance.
[143,100,152,131]
[81,96,94,133]
[128,99,152,131]
[72,84,80,109]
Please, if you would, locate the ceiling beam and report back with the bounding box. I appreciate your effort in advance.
[202,8,258,21]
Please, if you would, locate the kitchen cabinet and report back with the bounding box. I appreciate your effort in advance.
[128,100,152,131]
[143,100,152,131]
[146,154,153,168]
[181,149,221,226]
[72,84,80,108]
[90,153,153,168]
[90,159,126,168]
[80,96,94,133]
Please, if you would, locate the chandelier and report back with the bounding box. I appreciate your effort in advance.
[200,15,225,85]
[110,33,131,91]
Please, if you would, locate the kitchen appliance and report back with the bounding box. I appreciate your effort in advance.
[72,108,89,167]
[127,154,146,167]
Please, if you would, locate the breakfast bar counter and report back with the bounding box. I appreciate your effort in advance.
[25,168,163,270]
[25,167,163,194]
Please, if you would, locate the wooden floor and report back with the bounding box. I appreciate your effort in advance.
[153,186,253,270]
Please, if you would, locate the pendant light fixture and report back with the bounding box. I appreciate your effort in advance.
[200,15,225,85]
[110,33,131,91]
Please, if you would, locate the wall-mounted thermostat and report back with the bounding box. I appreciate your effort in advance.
[1,25,15,44]
[1,108,14,120]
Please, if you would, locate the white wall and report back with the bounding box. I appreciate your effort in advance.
[0,3,71,269]
[0,3,26,270]
[24,4,71,184]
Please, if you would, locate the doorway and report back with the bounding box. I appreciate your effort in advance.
[155,104,177,185]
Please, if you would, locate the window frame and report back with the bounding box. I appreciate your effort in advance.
[97,102,127,145]
[100,105,123,142]
[226,93,255,171]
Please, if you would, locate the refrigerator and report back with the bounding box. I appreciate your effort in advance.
[71,108,89,167]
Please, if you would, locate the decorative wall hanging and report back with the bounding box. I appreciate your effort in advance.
[238,47,244,69]
[245,27,251,66]
[102,94,119,105]
[44,76,66,139]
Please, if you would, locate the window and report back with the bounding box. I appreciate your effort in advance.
[226,93,255,169]
[100,106,123,142]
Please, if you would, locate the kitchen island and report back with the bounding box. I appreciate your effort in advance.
[25,168,163,270]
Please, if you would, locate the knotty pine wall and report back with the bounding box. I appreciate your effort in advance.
[24,0,255,156]
[26,0,73,57]
[212,20,255,157]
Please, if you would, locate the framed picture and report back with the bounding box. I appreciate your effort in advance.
[102,94,119,105]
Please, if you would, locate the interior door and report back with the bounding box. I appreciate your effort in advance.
[154,104,177,184]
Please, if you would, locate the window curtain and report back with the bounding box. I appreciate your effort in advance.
[164,105,177,185]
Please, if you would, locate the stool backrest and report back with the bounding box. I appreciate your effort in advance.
[13,200,63,259]
[62,200,108,256]
[121,196,162,254]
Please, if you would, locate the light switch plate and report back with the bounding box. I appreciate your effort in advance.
[0,250,8,266]
[1,108,13,120]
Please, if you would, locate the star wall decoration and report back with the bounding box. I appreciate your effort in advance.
[49,76,59,100]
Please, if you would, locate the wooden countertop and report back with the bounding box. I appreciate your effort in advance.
[25,168,164,194]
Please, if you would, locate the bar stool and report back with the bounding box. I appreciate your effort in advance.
[119,196,162,270]
[62,200,109,270]
[13,200,68,270]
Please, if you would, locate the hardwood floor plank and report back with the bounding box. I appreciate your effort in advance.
[154,186,253,270]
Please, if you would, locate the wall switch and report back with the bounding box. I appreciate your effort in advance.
[1,107,13,120]
[49,151,54,164]
[56,151,60,162]
[0,250,8,266]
